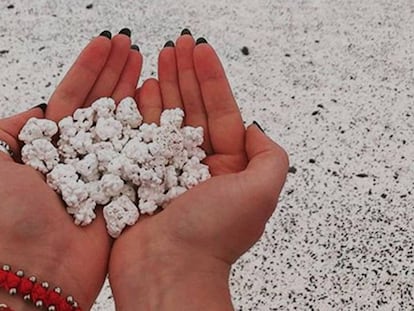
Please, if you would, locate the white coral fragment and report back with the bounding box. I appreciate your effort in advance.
[74,153,99,181]
[21,138,59,173]
[95,118,123,141]
[19,118,58,143]
[58,116,78,139]
[103,195,140,238]
[19,97,211,238]
[180,156,210,188]
[73,107,95,131]
[87,180,111,205]
[60,179,88,207]
[47,163,78,191]
[101,173,124,198]
[91,97,116,119]
[182,126,204,149]
[139,123,157,142]
[160,108,184,128]
[67,198,96,226]
[116,97,143,128]
[138,199,158,215]
[70,130,93,155]
[122,138,152,163]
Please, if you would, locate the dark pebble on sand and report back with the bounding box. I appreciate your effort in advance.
[288,166,297,174]
[241,46,249,55]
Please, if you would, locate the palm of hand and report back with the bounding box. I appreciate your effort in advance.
[0,32,142,307]
[0,161,109,302]
[110,36,282,279]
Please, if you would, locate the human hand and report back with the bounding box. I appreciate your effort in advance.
[109,32,289,310]
[0,29,142,310]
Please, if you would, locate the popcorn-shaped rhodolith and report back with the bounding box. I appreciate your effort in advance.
[18,117,58,144]
[21,138,59,174]
[91,97,116,119]
[116,97,143,128]
[19,97,211,238]
[103,195,140,238]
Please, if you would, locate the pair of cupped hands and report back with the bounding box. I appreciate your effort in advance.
[0,29,288,310]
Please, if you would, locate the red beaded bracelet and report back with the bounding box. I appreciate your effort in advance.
[0,264,82,311]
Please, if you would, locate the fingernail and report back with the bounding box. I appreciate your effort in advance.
[119,28,131,37]
[164,40,175,48]
[196,37,208,45]
[131,44,140,52]
[32,103,47,113]
[253,121,265,133]
[181,28,192,36]
[99,30,112,39]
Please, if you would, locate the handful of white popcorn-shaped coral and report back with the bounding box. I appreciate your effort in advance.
[19,97,210,238]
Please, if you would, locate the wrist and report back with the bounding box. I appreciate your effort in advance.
[110,229,234,311]
[111,255,233,311]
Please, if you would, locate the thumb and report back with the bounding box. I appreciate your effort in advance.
[242,122,289,212]
[0,104,46,162]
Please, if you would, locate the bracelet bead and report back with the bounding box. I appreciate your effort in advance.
[0,303,13,311]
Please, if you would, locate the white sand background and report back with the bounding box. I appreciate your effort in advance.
[0,0,413,310]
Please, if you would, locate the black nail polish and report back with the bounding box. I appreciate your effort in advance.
[253,121,265,133]
[131,44,140,52]
[164,40,175,48]
[119,28,131,37]
[33,103,47,112]
[196,37,208,45]
[99,30,112,39]
[181,28,192,36]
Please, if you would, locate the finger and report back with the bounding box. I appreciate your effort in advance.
[242,124,289,217]
[84,30,132,106]
[193,41,245,156]
[138,78,162,124]
[112,47,143,104]
[175,35,213,154]
[158,44,183,109]
[0,106,45,162]
[46,33,112,122]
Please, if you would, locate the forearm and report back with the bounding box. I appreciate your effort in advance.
[110,256,234,311]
